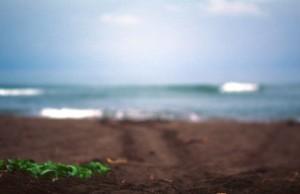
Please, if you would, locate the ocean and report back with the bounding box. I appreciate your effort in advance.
[0,82,299,122]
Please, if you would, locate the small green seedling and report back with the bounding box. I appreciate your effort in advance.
[0,159,110,181]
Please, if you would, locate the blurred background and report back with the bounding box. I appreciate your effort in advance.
[0,0,299,121]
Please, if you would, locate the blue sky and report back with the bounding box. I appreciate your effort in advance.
[0,0,299,84]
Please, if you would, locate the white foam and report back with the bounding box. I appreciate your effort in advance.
[113,109,153,121]
[188,113,202,122]
[115,111,125,120]
[220,82,259,93]
[40,108,103,119]
[122,109,151,121]
[0,88,43,96]
[126,109,145,120]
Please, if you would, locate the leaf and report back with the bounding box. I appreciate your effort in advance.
[27,167,41,177]
[83,162,111,175]
[41,169,56,175]
[67,165,78,176]
[41,169,57,179]
[0,160,4,170]
[0,159,110,180]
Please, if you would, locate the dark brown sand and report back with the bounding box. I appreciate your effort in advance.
[0,116,300,193]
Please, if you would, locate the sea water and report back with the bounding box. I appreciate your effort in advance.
[0,83,299,122]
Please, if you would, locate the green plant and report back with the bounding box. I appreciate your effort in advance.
[0,159,110,181]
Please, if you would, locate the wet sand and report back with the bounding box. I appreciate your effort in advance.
[0,116,300,193]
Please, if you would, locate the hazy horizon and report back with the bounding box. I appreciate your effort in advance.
[1,0,299,85]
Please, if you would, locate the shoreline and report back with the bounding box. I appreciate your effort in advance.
[1,116,300,193]
[1,114,300,124]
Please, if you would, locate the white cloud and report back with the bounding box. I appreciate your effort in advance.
[206,0,265,16]
[100,14,140,26]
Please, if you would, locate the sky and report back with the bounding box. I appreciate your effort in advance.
[0,0,299,85]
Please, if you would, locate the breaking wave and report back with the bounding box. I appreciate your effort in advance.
[0,88,43,96]
[39,107,203,122]
[220,82,259,93]
[40,108,103,119]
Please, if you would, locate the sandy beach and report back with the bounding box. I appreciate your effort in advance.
[0,116,300,193]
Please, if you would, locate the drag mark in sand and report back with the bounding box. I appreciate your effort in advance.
[121,128,144,162]
[120,126,178,167]
[162,130,192,165]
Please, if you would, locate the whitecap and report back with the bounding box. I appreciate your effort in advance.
[112,109,153,121]
[220,82,259,93]
[188,112,202,122]
[124,109,150,121]
[0,88,43,96]
[40,108,103,119]
[115,111,125,120]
